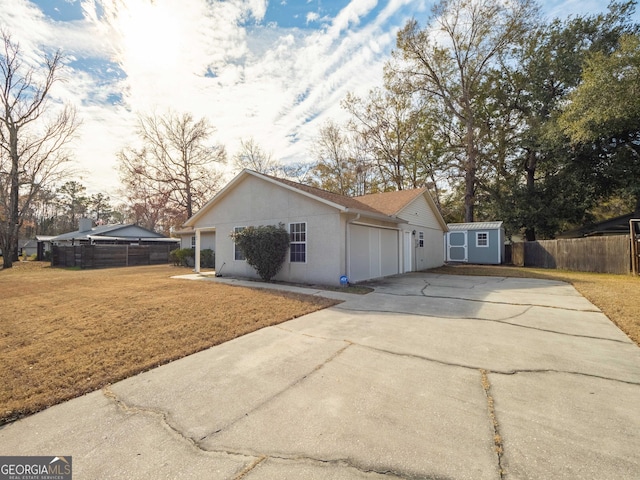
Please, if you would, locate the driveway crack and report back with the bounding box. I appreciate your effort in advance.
[480,370,505,479]
[209,448,446,480]
[380,290,600,313]
[199,342,353,443]
[331,305,628,344]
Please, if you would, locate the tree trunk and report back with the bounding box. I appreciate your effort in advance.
[4,127,20,268]
[464,119,476,223]
[524,150,537,241]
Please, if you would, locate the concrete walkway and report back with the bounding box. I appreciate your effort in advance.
[1,273,639,479]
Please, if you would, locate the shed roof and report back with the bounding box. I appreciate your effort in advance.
[448,222,503,231]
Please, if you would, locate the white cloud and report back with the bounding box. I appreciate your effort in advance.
[0,0,433,192]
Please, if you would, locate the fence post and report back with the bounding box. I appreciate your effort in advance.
[631,220,640,275]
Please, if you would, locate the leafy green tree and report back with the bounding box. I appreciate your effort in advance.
[231,224,289,282]
[56,181,89,231]
[89,192,113,224]
[490,2,639,239]
[389,0,538,222]
[560,33,640,211]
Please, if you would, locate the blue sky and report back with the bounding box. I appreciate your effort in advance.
[0,0,635,194]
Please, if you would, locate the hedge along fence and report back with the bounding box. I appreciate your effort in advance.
[511,235,632,274]
[52,244,175,269]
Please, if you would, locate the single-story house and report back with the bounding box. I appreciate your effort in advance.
[181,169,448,286]
[51,218,179,247]
[446,222,505,265]
[20,236,55,259]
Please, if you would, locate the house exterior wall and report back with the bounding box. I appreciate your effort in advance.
[397,195,446,271]
[194,175,345,285]
[180,232,215,251]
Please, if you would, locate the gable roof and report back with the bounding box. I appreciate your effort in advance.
[185,169,417,226]
[184,169,449,230]
[356,188,448,231]
[355,188,426,216]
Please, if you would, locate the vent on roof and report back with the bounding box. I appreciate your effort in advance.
[78,218,93,232]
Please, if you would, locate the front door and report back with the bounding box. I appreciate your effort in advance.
[403,231,412,272]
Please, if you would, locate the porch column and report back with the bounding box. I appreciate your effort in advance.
[195,229,201,273]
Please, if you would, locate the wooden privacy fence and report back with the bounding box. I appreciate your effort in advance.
[511,235,632,274]
[52,244,174,269]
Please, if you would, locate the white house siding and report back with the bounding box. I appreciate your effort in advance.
[194,174,344,285]
[398,195,446,271]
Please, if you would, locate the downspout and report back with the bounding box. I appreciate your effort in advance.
[345,213,360,281]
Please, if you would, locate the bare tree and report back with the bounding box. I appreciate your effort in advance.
[233,137,280,175]
[118,110,226,228]
[0,31,78,268]
[309,120,374,196]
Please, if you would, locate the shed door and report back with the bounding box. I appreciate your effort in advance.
[447,231,468,262]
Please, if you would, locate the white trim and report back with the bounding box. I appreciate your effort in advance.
[476,231,489,248]
[289,222,307,263]
[233,226,246,261]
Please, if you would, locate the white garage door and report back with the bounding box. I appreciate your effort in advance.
[349,225,399,283]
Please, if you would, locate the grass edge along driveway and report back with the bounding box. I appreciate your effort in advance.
[0,263,339,425]
[429,264,640,348]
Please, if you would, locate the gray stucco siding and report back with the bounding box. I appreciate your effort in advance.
[194,175,345,285]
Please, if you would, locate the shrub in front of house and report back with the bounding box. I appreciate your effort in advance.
[232,224,289,281]
[170,248,195,266]
[201,248,215,268]
[170,248,214,267]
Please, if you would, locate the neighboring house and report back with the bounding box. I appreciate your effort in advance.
[446,222,505,265]
[51,218,179,247]
[182,169,448,285]
[558,211,640,238]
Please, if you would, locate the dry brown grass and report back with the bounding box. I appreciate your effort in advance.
[430,264,640,347]
[0,262,339,425]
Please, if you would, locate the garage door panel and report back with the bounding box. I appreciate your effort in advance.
[381,229,399,276]
[349,225,399,282]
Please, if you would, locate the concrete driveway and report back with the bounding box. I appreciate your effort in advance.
[1,272,639,479]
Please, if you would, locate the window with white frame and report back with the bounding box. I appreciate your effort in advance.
[289,222,306,263]
[476,232,489,247]
[418,231,424,248]
[234,226,246,260]
[191,236,196,248]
